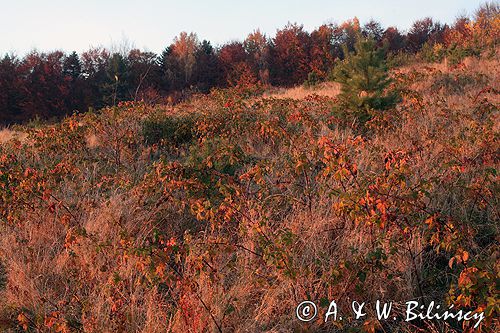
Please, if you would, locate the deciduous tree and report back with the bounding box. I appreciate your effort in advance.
[244,30,270,84]
[270,23,311,86]
[309,24,335,80]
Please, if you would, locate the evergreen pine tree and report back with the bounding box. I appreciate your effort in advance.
[194,40,222,92]
[0,55,24,124]
[63,51,82,80]
[63,52,84,112]
[158,46,183,92]
[334,37,399,124]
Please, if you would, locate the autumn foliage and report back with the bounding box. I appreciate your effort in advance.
[0,3,499,333]
[1,3,498,125]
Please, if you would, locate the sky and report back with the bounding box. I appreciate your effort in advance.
[0,0,488,55]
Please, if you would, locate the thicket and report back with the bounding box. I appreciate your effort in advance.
[0,49,498,331]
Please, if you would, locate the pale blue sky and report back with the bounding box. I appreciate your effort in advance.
[0,0,487,55]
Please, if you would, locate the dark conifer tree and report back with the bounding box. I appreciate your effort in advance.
[63,51,82,80]
[81,48,109,110]
[194,40,222,92]
[63,51,84,112]
[158,46,183,92]
[103,53,130,105]
[0,55,25,124]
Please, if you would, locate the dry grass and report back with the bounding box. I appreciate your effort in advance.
[264,81,341,100]
[0,54,498,332]
[394,49,500,80]
[0,128,27,144]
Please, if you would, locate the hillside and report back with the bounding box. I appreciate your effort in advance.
[0,48,498,333]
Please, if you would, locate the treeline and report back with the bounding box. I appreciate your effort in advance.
[0,3,498,124]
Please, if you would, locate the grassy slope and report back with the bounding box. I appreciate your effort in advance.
[0,54,498,332]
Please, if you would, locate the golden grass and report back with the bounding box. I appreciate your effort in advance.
[0,54,498,332]
[264,81,341,100]
[0,128,28,144]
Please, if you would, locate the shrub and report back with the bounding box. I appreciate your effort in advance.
[142,114,197,146]
[446,44,481,65]
[303,71,321,88]
[0,51,498,333]
[421,42,447,63]
[431,72,488,94]
[386,51,414,68]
